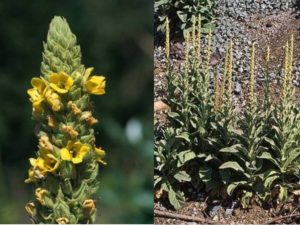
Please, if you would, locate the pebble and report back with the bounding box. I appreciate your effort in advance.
[187,223,197,225]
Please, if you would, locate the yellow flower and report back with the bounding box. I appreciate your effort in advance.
[27,77,47,113]
[48,72,74,94]
[25,152,60,183]
[94,147,106,165]
[60,141,90,164]
[35,188,48,206]
[44,87,62,111]
[85,76,106,95]
[83,67,106,95]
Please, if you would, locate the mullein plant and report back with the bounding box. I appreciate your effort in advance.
[218,43,267,207]
[25,16,106,224]
[199,40,236,196]
[262,35,300,202]
[154,17,190,210]
[155,16,213,209]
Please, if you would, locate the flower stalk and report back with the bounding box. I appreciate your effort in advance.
[249,42,256,107]
[25,16,106,224]
[165,18,170,62]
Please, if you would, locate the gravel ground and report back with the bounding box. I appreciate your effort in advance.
[154,1,300,104]
[154,0,300,224]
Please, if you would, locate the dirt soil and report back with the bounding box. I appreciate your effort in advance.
[154,10,300,225]
[154,200,300,224]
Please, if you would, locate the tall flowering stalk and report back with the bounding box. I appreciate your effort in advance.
[25,16,106,224]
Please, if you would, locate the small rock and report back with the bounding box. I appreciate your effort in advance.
[187,223,197,225]
[234,82,242,95]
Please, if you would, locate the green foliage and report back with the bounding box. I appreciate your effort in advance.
[154,0,215,34]
[155,21,300,210]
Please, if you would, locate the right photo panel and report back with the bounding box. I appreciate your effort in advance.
[154,0,300,224]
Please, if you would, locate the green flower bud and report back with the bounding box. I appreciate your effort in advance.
[61,178,73,195]
[53,200,71,219]
[60,161,76,179]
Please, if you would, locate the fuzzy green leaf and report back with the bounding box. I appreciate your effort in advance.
[219,161,245,173]
[279,185,288,202]
[227,181,247,195]
[219,144,242,153]
[258,152,280,168]
[174,171,191,182]
[178,150,196,164]
[168,187,182,210]
[264,172,280,189]
[176,132,190,142]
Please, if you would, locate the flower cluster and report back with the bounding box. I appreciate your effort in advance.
[26,70,106,184]
[25,17,107,224]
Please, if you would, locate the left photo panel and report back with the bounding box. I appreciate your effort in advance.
[0,1,153,224]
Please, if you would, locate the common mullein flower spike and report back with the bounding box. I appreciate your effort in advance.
[25,16,106,224]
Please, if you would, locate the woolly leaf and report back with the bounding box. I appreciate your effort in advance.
[219,161,245,173]
[174,171,191,182]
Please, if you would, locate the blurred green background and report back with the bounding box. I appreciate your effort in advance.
[0,0,153,223]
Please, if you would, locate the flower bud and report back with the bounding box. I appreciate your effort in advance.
[39,135,53,151]
[62,124,79,139]
[61,178,73,195]
[67,101,81,115]
[47,115,57,128]
[53,200,71,220]
[25,202,36,217]
[83,199,96,215]
[56,217,69,224]
[80,111,98,125]
[35,188,48,206]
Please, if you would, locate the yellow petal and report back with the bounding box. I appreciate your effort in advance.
[25,168,35,183]
[72,143,90,164]
[50,83,68,94]
[94,147,106,165]
[60,148,72,161]
[44,154,60,173]
[44,88,62,111]
[35,158,45,170]
[31,77,46,93]
[49,72,74,94]
[27,88,39,101]
[72,157,83,164]
[29,158,37,166]
[85,76,106,95]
